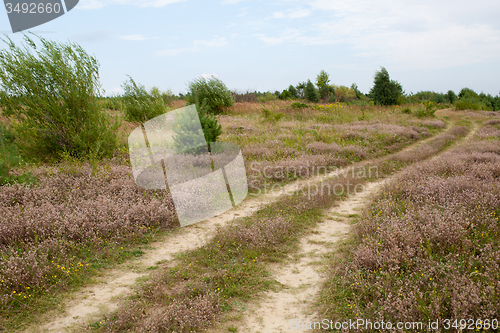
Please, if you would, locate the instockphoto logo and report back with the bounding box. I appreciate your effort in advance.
[128,105,248,227]
[4,0,78,33]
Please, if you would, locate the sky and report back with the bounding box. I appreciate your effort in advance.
[1,0,500,96]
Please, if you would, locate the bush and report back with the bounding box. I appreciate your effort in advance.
[334,85,357,102]
[453,87,496,111]
[288,85,298,99]
[187,76,234,114]
[0,34,119,161]
[369,67,403,105]
[291,102,309,109]
[121,76,166,122]
[258,92,277,102]
[446,90,457,103]
[100,96,125,111]
[304,80,320,103]
[172,98,222,154]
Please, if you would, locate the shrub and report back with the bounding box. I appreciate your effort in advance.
[187,76,234,114]
[121,76,166,122]
[369,67,403,105]
[258,92,277,102]
[304,80,320,103]
[291,102,309,109]
[172,98,222,154]
[446,90,457,103]
[100,96,125,111]
[288,85,298,99]
[334,85,357,102]
[0,124,35,186]
[0,34,119,161]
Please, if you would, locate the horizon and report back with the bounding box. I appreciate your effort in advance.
[1,0,499,97]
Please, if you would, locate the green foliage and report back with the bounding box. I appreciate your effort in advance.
[172,98,222,154]
[351,83,363,99]
[121,76,166,122]
[446,90,457,103]
[100,96,125,111]
[369,67,403,106]
[262,108,284,123]
[334,85,357,102]
[258,92,277,102]
[315,70,330,99]
[413,102,437,118]
[304,80,320,103]
[278,89,292,100]
[291,102,309,109]
[288,85,298,99]
[187,76,234,114]
[453,87,499,111]
[295,82,306,99]
[0,34,119,161]
[0,124,35,186]
[458,87,478,99]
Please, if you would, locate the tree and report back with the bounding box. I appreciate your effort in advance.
[316,70,330,99]
[0,34,119,161]
[458,87,478,99]
[351,83,363,99]
[288,85,298,99]
[304,80,320,103]
[121,76,166,122]
[187,76,234,114]
[172,97,222,154]
[369,67,403,106]
[296,82,306,99]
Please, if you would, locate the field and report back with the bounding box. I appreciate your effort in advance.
[0,100,499,332]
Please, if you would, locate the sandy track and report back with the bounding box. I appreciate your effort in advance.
[224,121,479,333]
[230,180,388,333]
[28,121,459,332]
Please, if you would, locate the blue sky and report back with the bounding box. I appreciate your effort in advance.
[1,0,500,96]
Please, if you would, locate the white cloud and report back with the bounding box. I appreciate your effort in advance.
[201,73,219,79]
[269,9,311,19]
[119,34,160,41]
[257,0,500,69]
[156,37,228,56]
[222,0,243,4]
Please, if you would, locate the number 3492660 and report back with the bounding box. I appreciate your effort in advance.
[443,319,498,330]
[5,2,62,14]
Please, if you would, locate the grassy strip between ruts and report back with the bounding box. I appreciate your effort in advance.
[85,123,470,332]
[317,121,500,332]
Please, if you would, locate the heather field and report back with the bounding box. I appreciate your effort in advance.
[0,101,498,333]
[319,116,500,331]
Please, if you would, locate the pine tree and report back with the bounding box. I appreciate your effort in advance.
[304,80,320,102]
[172,98,222,154]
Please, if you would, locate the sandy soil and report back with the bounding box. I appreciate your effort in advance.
[227,180,388,333]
